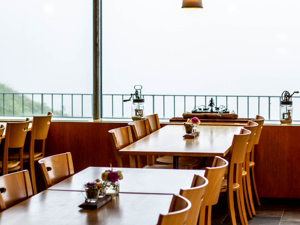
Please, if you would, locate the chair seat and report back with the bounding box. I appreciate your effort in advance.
[242,170,247,177]
[249,161,255,167]
[0,160,20,170]
[143,164,174,169]
[8,152,43,161]
[156,156,200,166]
[220,179,240,192]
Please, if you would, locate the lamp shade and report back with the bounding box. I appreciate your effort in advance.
[182,0,203,8]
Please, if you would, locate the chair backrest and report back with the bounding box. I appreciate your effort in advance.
[244,121,258,153]
[0,125,4,145]
[4,122,30,148]
[31,112,52,140]
[108,126,133,167]
[0,170,33,211]
[38,152,74,188]
[157,194,191,225]
[143,114,161,133]
[128,119,150,141]
[228,128,251,185]
[179,175,208,225]
[252,115,264,145]
[202,156,229,207]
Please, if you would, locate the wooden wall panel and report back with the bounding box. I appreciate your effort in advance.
[255,126,300,198]
[42,122,300,198]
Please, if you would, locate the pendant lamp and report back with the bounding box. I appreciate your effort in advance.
[182,0,203,8]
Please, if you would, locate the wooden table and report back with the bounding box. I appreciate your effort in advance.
[0,190,172,225]
[119,125,242,168]
[49,167,205,194]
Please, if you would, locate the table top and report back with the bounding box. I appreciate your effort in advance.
[49,167,205,194]
[0,190,172,225]
[119,125,242,157]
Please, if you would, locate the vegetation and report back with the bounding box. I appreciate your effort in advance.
[0,83,64,117]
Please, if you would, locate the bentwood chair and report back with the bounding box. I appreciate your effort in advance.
[199,156,229,225]
[38,152,74,188]
[179,175,208,225]
[10,112,52,194]
[0,170,33,211]
[242,121,258,218]
[157,194,192,225]
[109,126,173,169]
[0,125,4,144]
[143,114,200,169]
[220,128,251,225]
[250,115,264,206]
[0,121,30,175]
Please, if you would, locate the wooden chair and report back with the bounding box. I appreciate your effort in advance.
[199,156,229,225]
[220,128,251,225]
[250,115,264,206]
[179,175,208,225]
[157,194,192,225]
[242,121,258,218]
[143,114,161,133]
[0,121,30,175]
[143,114,200,169]
[109,126,173,169]
[10,112,52,194]
[0,170,33,211]
[0,125,4,144]
[38,152,74,188]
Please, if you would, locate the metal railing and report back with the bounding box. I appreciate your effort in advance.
[1,92,300,121]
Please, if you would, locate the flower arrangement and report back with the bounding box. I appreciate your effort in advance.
[102,170,123,183]
[184,117,200,134]
[187,117,200,125]
[84,179,103,202]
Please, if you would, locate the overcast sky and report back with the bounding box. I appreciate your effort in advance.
[1,0,300,97]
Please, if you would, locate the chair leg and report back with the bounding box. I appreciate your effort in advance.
[198,205,207,225]
[246,170,256,215]
[238,181,248,225]
[236,188,246,225]
[30,159,37,194]
[243,176,253,218]
[251,166,261,206]
[227,188,237,225]
[207,205,212,225]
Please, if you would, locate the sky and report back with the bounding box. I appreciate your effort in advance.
[1,0,300,118]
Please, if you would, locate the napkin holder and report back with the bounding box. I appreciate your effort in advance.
[79,195,112,210]
[183,132,199,139]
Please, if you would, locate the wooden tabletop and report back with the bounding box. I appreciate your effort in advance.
[0,190,172,225]
[119,125,242,157]
[49,167,205,194]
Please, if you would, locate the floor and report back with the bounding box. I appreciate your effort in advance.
[211,197,300,225]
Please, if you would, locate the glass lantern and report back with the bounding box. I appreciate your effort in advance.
[280,90,299,124]
[131,99,145,121]
[280,101,293,124]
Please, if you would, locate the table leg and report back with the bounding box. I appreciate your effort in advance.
[173,156,179,169]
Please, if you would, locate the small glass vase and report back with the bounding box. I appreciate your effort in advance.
[184,123,194,134]
[104,181,119,196]
[193,124,198,133]
[85,188,100,203]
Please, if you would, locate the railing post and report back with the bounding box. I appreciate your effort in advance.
[41,94,44,114]
[163,95,165,118]
[13,94,15,116]
[93,0,102,120]
[268,96,271,120]
[22,94,24,116]
[173,96,175,117]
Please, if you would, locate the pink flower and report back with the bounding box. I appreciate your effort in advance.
[190,117,200,125]
[107,171,119,183]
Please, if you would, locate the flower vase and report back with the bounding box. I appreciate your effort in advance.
[193,124,198,133]
[85,188,99,203]
[104,181,119,195]
[184,123,194,134]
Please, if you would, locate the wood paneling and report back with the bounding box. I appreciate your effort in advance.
[254,125,300,198]
[41,122,300,198]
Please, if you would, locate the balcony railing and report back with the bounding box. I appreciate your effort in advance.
[1,93,300,121]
